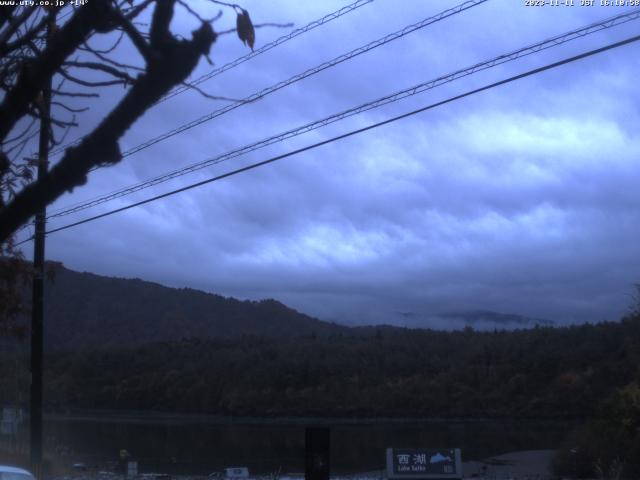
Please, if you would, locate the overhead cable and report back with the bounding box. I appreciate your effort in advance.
[46,7,640,220]
[46,0,374,157]
[22,32,638,242]
[48,0,489,161]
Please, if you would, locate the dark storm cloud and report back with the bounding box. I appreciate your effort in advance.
[26,0,640,327]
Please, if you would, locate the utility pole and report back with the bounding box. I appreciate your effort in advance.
[30,10,54,480]
[305,427,330,480]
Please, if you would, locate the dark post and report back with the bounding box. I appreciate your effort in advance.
[305,427,330,480]
[30,12,53,480]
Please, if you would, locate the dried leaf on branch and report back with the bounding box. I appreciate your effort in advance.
[236,8,255,50]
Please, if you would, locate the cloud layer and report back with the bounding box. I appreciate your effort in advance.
[20,0,640,327]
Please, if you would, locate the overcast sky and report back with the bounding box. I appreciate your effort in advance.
[16,0,640,327]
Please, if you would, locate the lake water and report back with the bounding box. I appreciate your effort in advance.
[32,414,577,475]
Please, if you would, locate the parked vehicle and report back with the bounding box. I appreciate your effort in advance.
[224,467,249,479]
[0,466,36,480]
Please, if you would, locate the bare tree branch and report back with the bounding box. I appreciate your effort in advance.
[59,68,129,88]
[1,13,47,56]
[51,101,90,113]
[79,30,125,55]
[178,0,222,24]
[51,89,100,98]
[0,13,217,242]
[149,0,175,47]
[124,0,156,21]
[80,41,145,72]
[180,80,241,102]
[110,8,154,63]
[2,116,37,146]
[0,1,111,141]
[0,6,37,51]
[217,22,293,36]
[1,0,264,245]
[208,0,241,11]
[63,60,137,83]
[0,6,18,32]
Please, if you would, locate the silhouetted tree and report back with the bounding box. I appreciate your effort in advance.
[0,0,264,329]
[0,0,259,242]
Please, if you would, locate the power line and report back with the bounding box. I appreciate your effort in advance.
[44,0,489,218]
[45,7,640,221]
[47,0,489,168]
[47,0,375,158]
[117,0,489,158]
[162,0,375,102]
[23,33,638,242]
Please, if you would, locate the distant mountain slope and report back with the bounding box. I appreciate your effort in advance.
[37,263,556,351]
[42,264,348,351]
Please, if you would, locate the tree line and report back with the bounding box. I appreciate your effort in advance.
[5,314,633,419]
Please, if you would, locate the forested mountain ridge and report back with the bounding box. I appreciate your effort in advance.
[2,262,639,422]
[37,314,640,419]
[38,263,555,351]
[42,263,348,351]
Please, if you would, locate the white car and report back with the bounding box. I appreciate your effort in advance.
[224,467,250,479]
[0,466,36,480]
